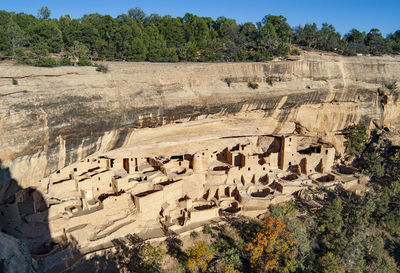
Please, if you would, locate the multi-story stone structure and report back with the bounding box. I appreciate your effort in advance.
[0,135,363,259]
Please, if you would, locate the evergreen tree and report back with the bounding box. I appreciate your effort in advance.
[37,6,51,20]
[6,18,25,55]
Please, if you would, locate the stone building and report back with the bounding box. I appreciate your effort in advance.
[1,134,360,257]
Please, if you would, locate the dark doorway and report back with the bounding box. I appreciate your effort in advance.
[123,158,129,173]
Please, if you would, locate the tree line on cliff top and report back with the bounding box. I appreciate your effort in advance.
[0,6,399,66]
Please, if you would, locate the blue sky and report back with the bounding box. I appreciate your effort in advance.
[3,0,400,35]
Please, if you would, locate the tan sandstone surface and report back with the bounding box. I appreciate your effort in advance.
[1,53,400,187]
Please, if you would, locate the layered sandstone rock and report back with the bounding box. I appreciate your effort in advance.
[1,53,400,187]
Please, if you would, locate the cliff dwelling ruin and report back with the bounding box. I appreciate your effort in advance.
[0,134,367,260]
[2,53,396,271]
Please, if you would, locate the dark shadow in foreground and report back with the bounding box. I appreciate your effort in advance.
[0,160,73,272]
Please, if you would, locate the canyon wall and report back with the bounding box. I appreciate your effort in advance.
[1,53,400,187]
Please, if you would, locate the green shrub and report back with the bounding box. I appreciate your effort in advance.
[275,42,290,57]
[290,48,300,55]
[59,56,73,66]
[384,81,397,91]
[12,78,18,85]
[94,63,108,73]
[343,48,357,56]
[34,57,59,67]
[270,201,297,221]
[265,77,273,86]
[367,153,385,177]
[211,225,244,271]
[190,231,199,238]
[202,225,212,234]
[140,244,166,273]
[248,82,259,89]
[14,49,35,65]
[224,78,232,87]
[77,56,92,66]
[344,124,368,158]
[31,43,49,57]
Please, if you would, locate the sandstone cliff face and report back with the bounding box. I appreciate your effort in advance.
[1,53,400,187]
